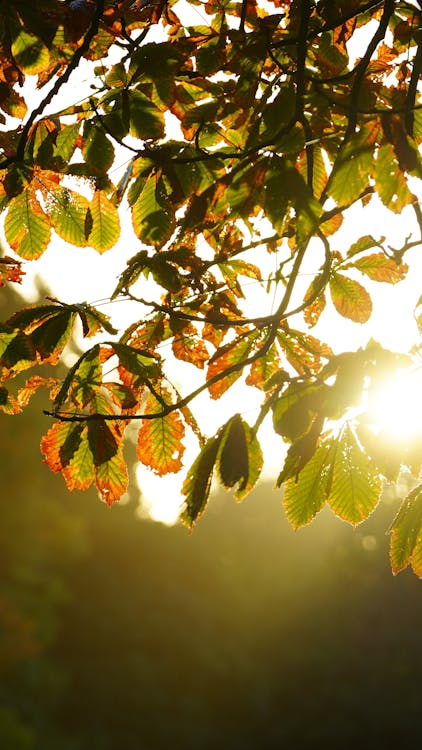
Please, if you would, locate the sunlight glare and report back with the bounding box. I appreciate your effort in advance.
[368,369,422,441]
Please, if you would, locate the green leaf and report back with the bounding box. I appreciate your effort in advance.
[53,345,102,410]
[389,486,422,576]
[29,309,76,360]
[216,414,262,497]
[7,303,76,360]
[75,303,117,337]
[283,441,333,529]
[49,188,90,247]
[88,190,120,253]
[54,122,81,164]
[82,123,114,172]
[272,382,325,442]
[132,172,175,246]
[0,324,36,373]
[181,434,222,527]
[375,143,416,213]
[4,191,51,260]
[104,89,165,141]
[329,272,372,323]
[11,28,49,75]
[327,424,381,525]
[328,148,373,205]
[346,235,382,258]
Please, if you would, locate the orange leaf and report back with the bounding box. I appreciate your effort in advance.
[172,324,209,369]
[329,273,372,323]
[137,392,185,475]
[207,331,258,399]
[95,448,128,506]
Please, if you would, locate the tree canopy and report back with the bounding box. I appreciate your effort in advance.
[1,0,422,576]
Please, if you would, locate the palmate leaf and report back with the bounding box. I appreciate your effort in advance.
[137,391,185,475]
[88,190,120,253]
[4,190,51,260]
[102,89,165,141]
[53,345,102,410]
[7,304,77,361]
[327,424,381,525]
[41,418,128,505]
[329,272,372,323]
[389,486,422,577]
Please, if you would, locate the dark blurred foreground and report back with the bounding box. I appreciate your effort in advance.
[1,386,422,750]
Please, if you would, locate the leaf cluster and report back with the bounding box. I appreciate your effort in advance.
[1,0,422,574]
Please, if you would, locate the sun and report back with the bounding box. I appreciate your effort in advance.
[366,368,422,442]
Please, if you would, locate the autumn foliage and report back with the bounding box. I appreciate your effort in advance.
[1,0,422,575]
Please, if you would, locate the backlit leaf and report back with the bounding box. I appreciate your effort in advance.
[137,391,185,475]
[82,124,114,172]
[0,324,37,373]
[375,143,416,213]
[132,172,175,246]
[95,446,128,506]
[207,331,259,399]
[329,272,372,323]
[7,303,76,361]
[181,434,222,527]
[172,324,209,369]
[303,278,326,327]
[11,28,49,75]
[389,486,422,577]
[327,424,381,525]
[49,188,90,246]
[88,190,120,253]
[283,441,333,529]
[217,414,263,500]
[349,253,408,283]
[4,191,51,260]
[328,148,373,205]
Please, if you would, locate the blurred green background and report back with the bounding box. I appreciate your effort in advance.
[1,286,422,750]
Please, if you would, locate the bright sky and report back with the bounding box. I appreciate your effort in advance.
[2,4,422,524]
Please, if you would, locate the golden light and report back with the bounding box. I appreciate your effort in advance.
[366,368,422,442]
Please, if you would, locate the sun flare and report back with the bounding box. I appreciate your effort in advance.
[367,369,422,441]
